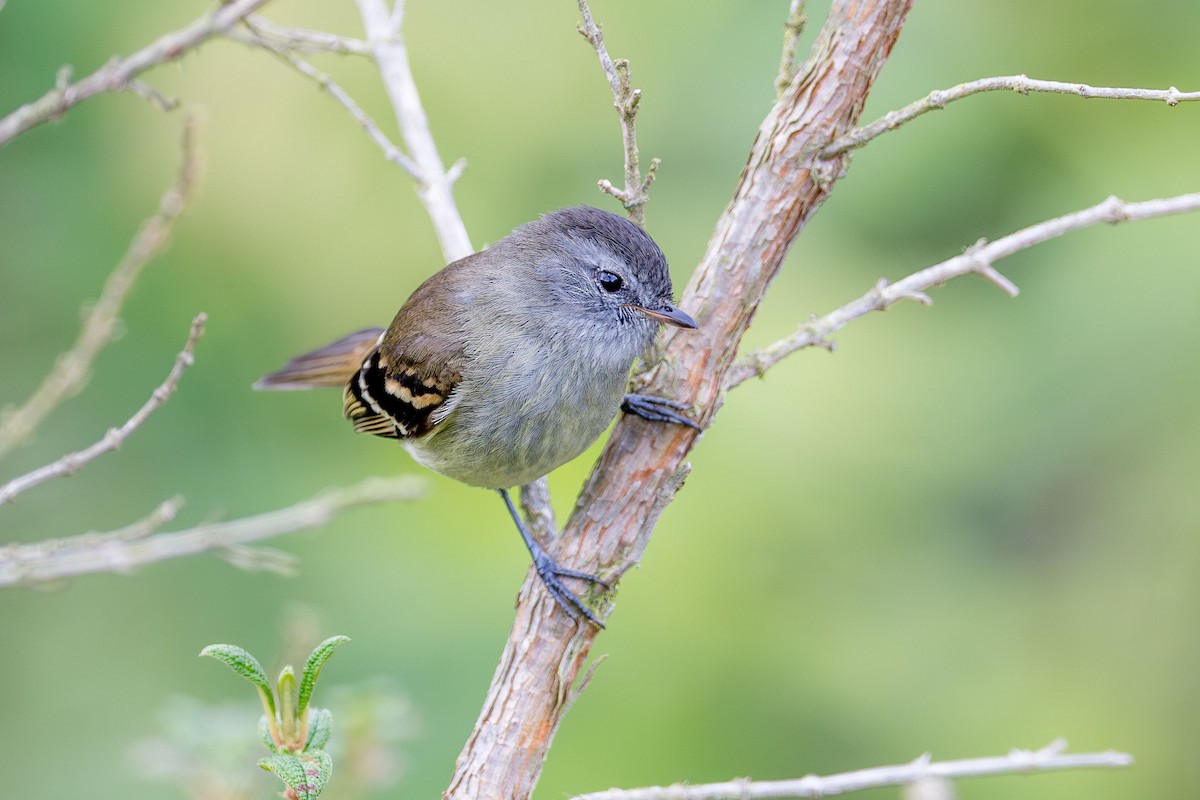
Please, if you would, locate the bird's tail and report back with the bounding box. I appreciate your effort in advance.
[253,328,385,390]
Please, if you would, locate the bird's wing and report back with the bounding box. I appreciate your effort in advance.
[342,259,474,440]
[343,345,462,439]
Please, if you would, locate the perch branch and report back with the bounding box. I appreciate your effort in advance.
[0,314,207,507]
[568,739,1132,800]
[0,117,201,459]
[0,0,271,147]
[726,191,1200,387]
[823,74,1200,157]
[355,0,473,262]
[238,20,421,179]
[0,475,425,588]
[577,0,658,225]
[444,3,914,798]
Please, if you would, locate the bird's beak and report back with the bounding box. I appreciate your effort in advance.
[628,303,698,329]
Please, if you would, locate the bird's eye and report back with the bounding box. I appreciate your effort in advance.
[597,270,624,293]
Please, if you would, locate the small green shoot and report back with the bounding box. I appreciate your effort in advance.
[201,636,350,800]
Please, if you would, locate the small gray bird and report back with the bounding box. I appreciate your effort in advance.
[256,206,697,624]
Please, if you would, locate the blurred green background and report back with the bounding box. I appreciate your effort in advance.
[2,1,1198,798]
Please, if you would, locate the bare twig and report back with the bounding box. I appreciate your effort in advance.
[568,739,1132,800]
[239,15,372,55]
[577,0,657,225]
[726,191,1200,387]
[355,0,473,263]
[0,476,425,588]
[238,20,421,179]
[774,0,808,98]
[125,78,180,112]
[0,117,202,459]
[0,314,208,507]
[0,0,271,147]
[823,74,1200,157]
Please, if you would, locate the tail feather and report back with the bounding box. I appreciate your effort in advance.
[254,328,385,391]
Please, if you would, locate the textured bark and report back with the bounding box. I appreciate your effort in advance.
[444,2,913,797]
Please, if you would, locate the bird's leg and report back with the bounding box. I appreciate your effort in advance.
[499,488,608,627]
[621,393,702,429]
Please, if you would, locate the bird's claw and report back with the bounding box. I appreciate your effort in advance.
[622,393,702,430]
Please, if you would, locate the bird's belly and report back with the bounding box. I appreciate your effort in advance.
[402,367,625,489]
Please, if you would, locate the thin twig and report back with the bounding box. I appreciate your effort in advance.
[238,20,421,179]
[0,0,271,147]
[568,739,1132,800]
[125,78,180,112]
[239,15,372,55]
[726,191,1200,387]
[0,314,208,507]
[0,476,426,588]
[0,117,202,459]
[576,0,657,225]
[355,0,473,263]
[823,74,1200,157]
[774,0,808,97]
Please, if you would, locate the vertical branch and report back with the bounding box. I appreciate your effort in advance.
[576,0,657,225]
[444,2,913,799]
[355,0,473,262]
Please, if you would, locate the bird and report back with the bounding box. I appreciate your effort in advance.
[255,206,698,625]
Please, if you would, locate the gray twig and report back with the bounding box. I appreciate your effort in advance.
[0,0,271,146]
[727,192,1200,387]
[568,739,1132,800]
[0,476,425,588]
[0,314,208,507]
[240,15,372,55]
[576,0,657,225]
[823,74,1200,157]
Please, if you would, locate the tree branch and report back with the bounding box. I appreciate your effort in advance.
[823,74,1200,157]
[0,314,207,507]
[726,191,1200,387]
[568,739,1132,800]
[0,0,271,147]
[577,0,658,225]
[354,0,473,263]
[0,116,201,459]
[443,3,914,798]
[0,475,425,588]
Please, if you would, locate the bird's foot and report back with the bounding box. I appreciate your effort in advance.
[529,548,609,628]
[500,487,609,627]
[622,393,702,429]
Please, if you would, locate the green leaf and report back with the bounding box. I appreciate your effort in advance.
[259,751,333,800]
[305,706,333,751]
[200,643,276,718]
[298,635,350,714]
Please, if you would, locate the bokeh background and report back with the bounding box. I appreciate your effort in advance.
[2,1,1198,798]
